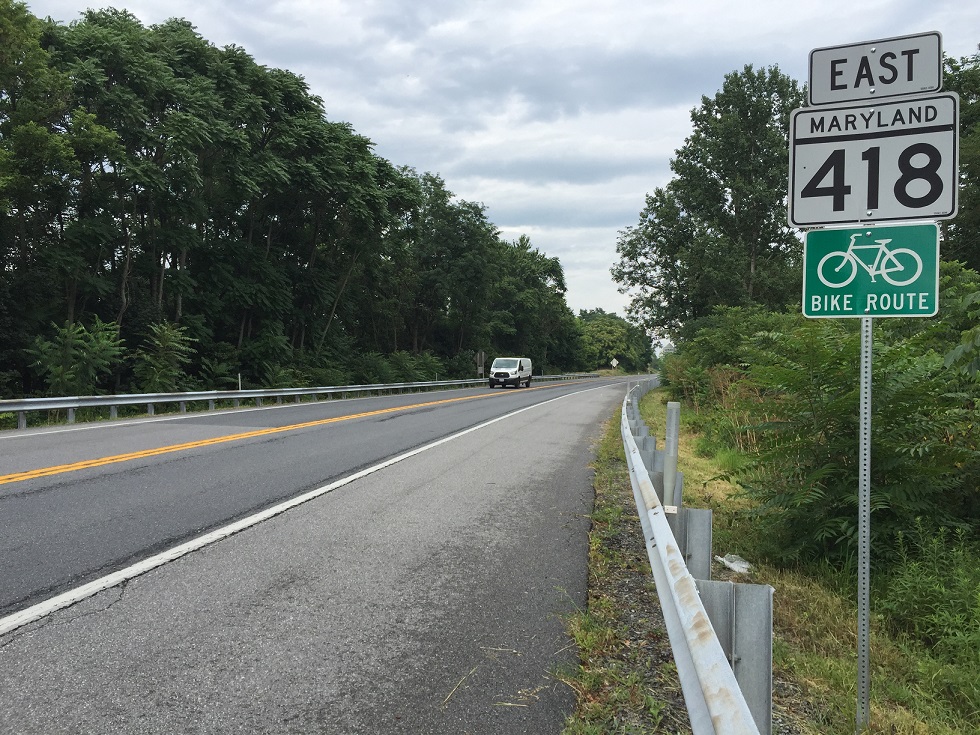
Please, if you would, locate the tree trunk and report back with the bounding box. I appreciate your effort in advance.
[115,220,133,326]
[174,247,188,322]
[315,253,360,354]
[238,311,248,349]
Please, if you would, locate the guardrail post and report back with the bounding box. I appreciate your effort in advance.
[695,580,774,735]
[110,405,118,420]
[147,404,154,416]
[647,447,666,504]
[67,408,75,424]
[637,435,657,471]
[18,411,27,430]
[664,402,680,506]
[179,401,187,413]
[685,507,712,580]
[208,400,215,411]
[667,507,713,581]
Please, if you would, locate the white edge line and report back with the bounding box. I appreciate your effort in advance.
[0,383,613,637]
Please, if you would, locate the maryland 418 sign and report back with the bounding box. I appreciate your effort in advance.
[788,92,959,227]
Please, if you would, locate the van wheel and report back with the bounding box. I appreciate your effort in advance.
[525,377,532,388]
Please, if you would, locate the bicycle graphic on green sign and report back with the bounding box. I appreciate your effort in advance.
[802,223,938,319]
[817,233,923,288]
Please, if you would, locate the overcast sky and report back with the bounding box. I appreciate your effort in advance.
[23,0,980,317]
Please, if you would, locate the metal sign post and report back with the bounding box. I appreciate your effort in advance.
[857,317,873,732]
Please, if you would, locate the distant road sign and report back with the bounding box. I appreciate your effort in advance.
[809,31,942,106]
[803,223,939,318]
[788,92,959,227]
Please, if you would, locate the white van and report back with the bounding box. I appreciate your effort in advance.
[488,357,532,388]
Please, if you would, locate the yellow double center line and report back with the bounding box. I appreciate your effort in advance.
[0,388,530,487]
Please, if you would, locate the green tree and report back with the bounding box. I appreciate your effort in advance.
[579,309,652,372]
[613,65,805,340]
[30,317,124,396]
[0,0,82,392]
[489,235,577,371]
[132,321,195,393]
[613,183,742,339]
[943,49,980,271]
[0,4,588,394]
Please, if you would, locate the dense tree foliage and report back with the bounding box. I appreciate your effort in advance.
[0,3,603,397]
[612,65,806,341]
[943,49,980,272]
[578,308,653,372]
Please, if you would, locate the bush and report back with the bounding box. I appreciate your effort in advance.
[386,351,421,382]
[738,321,978,565]
[413,352,444,380]
[132,322,195,393]
[349,352,397,385]
[30,317,124,396]
[877,523,980,665]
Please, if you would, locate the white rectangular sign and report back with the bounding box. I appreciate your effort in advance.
[788,92,959,227]
[809,31,942,106]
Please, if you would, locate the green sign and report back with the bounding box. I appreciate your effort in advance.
[803,223,939,318]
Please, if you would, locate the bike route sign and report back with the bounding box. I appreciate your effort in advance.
[803,223,939,318]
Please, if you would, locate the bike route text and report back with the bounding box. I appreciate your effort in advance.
[810,291,933,316]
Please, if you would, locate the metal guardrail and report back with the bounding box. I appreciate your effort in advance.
[622,381,769,735]
[0,373,599,430]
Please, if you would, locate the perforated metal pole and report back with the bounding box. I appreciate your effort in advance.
[856,317,873,733]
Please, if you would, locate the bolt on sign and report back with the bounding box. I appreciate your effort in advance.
[803,223,939,318]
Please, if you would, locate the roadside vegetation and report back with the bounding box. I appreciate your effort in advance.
[652,302,980,733]
[584,43,980,734]
[564,382,978,733]
[0,1,652,403]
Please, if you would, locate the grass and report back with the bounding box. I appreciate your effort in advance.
[558,399,690,734]
[589,386,979,734]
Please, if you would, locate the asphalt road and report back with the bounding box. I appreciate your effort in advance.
[0,378,629,733]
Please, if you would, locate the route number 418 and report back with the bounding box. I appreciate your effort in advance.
[801,142,944,212]
[789,92,958,226]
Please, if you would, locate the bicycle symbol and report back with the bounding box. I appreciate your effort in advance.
[817,233,923,288]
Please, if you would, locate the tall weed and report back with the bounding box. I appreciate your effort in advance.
[878,522,980,667]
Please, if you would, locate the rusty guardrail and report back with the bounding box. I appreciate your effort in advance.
[622,381,771,734]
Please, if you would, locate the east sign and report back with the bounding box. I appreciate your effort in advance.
[809,31,942,106]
